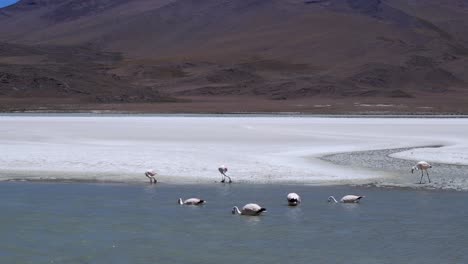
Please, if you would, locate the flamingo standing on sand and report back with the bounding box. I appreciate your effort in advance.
[412,161,432,184]
[178,198,206,205]
[144,169,157,184]
[232,203,266,216]
[218,165,232,183]
[328,195,364,203]
[287,193,301,206]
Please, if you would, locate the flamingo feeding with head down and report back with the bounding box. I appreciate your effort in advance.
[144,169,157,184]
[178,198,206,205]
[412,161,432,184]
[287,193,301,206]
[218,165,232,183]
[232,203,266,216]
[328,195,364,203]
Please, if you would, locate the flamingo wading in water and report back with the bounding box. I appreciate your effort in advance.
[232,203,266,216]
[218,165,232,183]
[412,161,432,184]
[287,193,301,206]
[178,198,206,205]
[144,169,157,184]
[328,195,364,203]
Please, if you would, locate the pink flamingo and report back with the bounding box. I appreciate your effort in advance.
[412,161,432,184]
[218,165,232,183]
[144,169,157,184]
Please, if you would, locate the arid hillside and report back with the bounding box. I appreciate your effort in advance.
[1,0,467,113]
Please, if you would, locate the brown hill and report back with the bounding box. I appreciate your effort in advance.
[0,0,467,113]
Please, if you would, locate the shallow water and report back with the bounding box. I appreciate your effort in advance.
[322,147,468,190]
[1,182,468,264]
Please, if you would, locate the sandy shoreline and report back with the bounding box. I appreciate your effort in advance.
[0,115,467,189]
[4,144,467,191]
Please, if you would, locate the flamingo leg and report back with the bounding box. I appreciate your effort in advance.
[419,171,424,184]
[145,174,154,183]
[225,175,232,183]
[426,170,431,183]
[221,173,225,183]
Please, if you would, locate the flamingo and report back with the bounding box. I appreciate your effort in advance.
[287,193,301,206]
[412,161,432,184]
[218,165,232,183]
[328,195,364,203]
[232,203,266,216]
[144,169,157,184]
[178,198,206,205]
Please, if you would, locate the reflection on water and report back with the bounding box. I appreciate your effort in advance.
[215,183,234,197]
[285,206,303,222]
[240,215,263,226]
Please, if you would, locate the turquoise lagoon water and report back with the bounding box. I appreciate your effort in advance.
[1,181,468,264]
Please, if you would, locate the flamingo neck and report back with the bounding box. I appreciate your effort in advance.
[232,206,241,215]
[328,196,338,203]
[178,198,183,205]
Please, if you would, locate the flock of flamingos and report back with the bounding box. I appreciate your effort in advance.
[144,161,433,216]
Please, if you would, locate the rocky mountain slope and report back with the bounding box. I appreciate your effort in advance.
[1,0,467,112]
